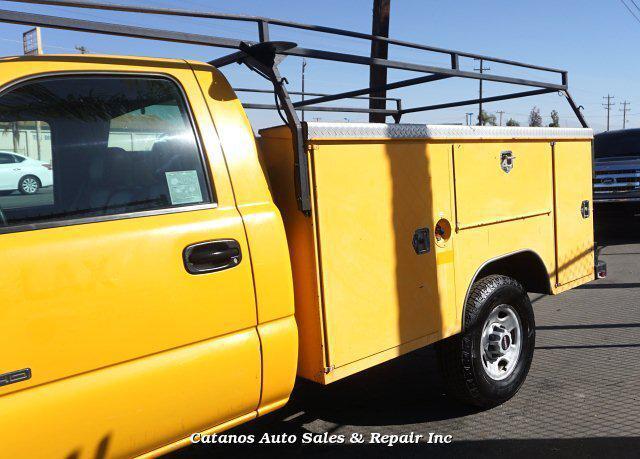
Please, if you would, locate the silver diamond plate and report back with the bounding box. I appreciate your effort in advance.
[304,122,593,140]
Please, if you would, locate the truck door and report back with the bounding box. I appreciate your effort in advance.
[553,141,595,285]
[0,64,260,458]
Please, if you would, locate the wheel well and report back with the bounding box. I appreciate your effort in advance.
[461,251,551,330]
[21,175,41,185]
[473,250,552,296]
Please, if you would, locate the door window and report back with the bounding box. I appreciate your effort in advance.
[0,153,15,164]
[0,75,211,230]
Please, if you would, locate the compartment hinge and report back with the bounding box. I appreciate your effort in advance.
[324,365,335,374]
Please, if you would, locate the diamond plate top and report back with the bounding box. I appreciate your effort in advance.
[302,122,593,140]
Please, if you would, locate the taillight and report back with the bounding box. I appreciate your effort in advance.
[43,164,52,170]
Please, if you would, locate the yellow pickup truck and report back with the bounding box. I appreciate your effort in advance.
[0,2,600,458]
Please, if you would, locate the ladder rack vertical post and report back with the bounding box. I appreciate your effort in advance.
[258,20,270,42]
[255,19,311,214]
[271,64,311,215]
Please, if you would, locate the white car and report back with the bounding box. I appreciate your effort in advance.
[0,151,53,195]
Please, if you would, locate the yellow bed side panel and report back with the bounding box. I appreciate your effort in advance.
[258,135,327,382]
[258,126,594,384]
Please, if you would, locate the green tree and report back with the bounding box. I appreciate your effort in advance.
[477,110,497,126]
[549,110,560,127]
[506,118,520,127]
[528,106,543,127]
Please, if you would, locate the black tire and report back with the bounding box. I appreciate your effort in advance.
[18,175,40,195]
[437,274,535,408]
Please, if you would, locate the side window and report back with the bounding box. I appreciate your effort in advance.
[0,75,211,229]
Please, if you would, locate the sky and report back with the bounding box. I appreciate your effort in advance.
[0,0,639,132]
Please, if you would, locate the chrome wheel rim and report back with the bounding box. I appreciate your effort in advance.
[22,178,38,194]
[480,304,522,380]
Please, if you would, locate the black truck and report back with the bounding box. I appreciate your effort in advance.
[594,129,640,205]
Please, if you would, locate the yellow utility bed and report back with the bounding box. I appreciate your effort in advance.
[260,122,594,384]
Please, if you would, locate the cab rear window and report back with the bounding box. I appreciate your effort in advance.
[0,75,212,230]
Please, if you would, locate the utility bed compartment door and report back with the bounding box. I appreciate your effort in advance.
[310,141,451,369]
[453,141,553,229]
[553,141,595,285]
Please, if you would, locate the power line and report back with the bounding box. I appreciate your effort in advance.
[620,0,640,23]
[602,94,616,131]
[620,100,631,129]
[631,0,640,11]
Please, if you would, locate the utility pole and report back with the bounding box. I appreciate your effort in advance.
[474,58,490,125]
[496,110,505,126]
[75,45,89,54]
[301,58,307,122]
[620,100,631,129]
[369,0,390,123]
[465,112,474,126]
[602,94,615,131]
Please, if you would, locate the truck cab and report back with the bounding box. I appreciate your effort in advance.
[0,55,298,458]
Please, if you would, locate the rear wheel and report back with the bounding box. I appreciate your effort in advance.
[437,274,535,408]
[18,175,40,195]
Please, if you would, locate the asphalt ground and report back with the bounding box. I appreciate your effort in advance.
[169,204,640,458]
[0,186,53,209]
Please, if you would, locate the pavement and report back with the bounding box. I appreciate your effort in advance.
[0,186,53,209]
[169,206,640,458]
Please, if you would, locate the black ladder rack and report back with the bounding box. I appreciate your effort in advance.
[0,0,590,215]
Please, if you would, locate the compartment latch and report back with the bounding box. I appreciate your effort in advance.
[581,200,590,219]
[412,228,431,255]
[501,150,516,173]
